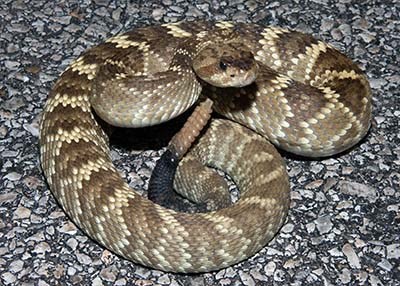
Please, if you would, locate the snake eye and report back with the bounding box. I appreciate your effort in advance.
[219,61,228,71]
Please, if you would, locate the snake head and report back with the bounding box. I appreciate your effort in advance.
[193,42,258,88]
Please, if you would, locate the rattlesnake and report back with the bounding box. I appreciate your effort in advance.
[40,21,372,273]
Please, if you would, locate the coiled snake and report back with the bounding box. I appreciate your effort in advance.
[40,21,372,273]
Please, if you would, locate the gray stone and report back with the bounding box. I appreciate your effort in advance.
[66,238,78,251]
[369,275,384,286]
[328,247,342,257]
[336,200,352,209]
[152,8,165,20]
[158,274,171,284]
[264,261,276,276]
[186,5,203,17]
[342,243,361,269]
[338,23,351,36]
[67,266,77,276]
[310,163,324,174]
[99,266,117,282]
[4,172,22,181]
[359,31,375,43]
[114,278,127,286]
[281,223,294,233]
[331,28,343,40]
[188,276,206,286]
[315,215,333,234]
[8,23,30,33]
[13,206,31,219]
[58,221,78,234]
[249,268,267,282]
[387,244,400,259]
[33,242,51,255]
[76,252,92,265]
[311,236,324,245]
[6,43,19,53]
[377,259,392,271]
[9,259,24,273]
[306,222,315,233]
[354,238,366,248]
[273,269,285,282]
[92,277,103,286]
[1,272,16,285]
[5,60,20,69]
[0,192,18,204]
[338,268,351,284]
[38,280,50,286]
[338,181,377,202]
[239,271,255,286]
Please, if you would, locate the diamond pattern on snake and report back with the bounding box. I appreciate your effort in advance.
[40,21,372,273]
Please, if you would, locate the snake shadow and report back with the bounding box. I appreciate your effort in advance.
[94,107,196,151]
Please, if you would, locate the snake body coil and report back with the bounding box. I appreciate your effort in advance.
[40,21,371,272]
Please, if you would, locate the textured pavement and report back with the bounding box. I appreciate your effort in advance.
[1,0,399,285]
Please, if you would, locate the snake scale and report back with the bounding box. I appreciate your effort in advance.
[40,21,372,273]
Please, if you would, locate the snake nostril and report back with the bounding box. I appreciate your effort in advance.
[230,74,235,77]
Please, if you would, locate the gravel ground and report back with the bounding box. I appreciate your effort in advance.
[1,0,399,285]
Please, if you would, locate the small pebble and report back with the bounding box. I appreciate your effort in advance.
[342,243,361,269]
[315,215,333,234]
